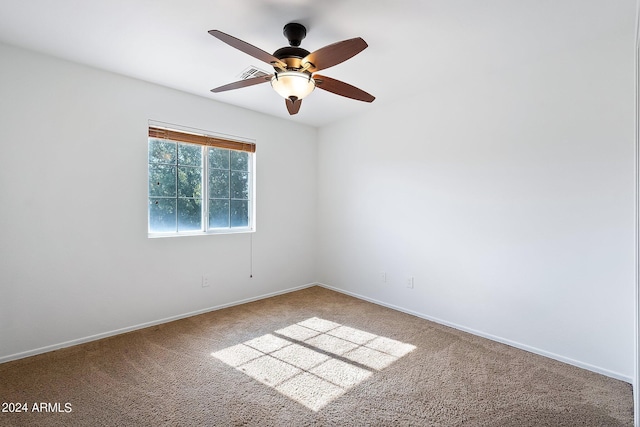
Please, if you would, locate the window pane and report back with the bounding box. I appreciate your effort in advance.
[230,200,249,227]
[149,198,176,232]
[177,199,202,231]
[178,143,202,167]
[230,151,249,171]
[230,171,249,200]
[149,165,176,197]
[149,139,176,164]
[149,131,253,235]
[209,147,230,170]
[209,169,229,198]
[177,166,202,198]
[209,199,230,228]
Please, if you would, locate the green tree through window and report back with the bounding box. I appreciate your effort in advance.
[148,127,254,236]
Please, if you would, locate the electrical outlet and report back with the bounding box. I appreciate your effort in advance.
[406,277,414,289]
[380,272,387,283]
[202,275,209,288]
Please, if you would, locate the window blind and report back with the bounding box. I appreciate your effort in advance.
[148,126,256,153]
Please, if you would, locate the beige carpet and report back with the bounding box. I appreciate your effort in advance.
[0,286,633,426]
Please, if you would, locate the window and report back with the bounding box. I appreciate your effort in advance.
[148,125,255,236]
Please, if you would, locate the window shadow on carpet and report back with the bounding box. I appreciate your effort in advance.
[211,317,416,411]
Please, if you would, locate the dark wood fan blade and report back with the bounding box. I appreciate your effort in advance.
[209,30,285,68]
[210,75,272,93]
[313,75,375,102]
[285,97,302,115]
[302,38,368,72]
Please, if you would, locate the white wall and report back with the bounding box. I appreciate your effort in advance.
[0,43,317,361]
[635,2,640,422]
[317,29,636,380]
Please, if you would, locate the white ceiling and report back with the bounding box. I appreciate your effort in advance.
[0,0,634,127]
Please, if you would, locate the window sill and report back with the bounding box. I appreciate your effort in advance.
[148,228,255,238]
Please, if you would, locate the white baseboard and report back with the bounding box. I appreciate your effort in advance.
[317,282,633,384]
[0,282,317,365]
[3,281,633,386]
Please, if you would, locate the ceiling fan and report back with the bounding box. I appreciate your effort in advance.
[208,23,375,115]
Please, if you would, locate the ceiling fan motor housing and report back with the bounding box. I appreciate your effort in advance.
[272,46,311,71]
[274,23,312,71]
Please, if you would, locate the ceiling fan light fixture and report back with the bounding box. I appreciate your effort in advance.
[270,71,315,100]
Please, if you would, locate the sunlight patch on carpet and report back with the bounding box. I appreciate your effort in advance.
[211,317,416,411]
